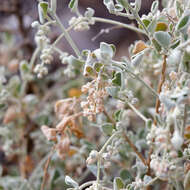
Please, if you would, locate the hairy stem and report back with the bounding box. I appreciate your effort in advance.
[40,147,55,190]
[155,54,167,114]
[50,12,81,58]
[93,17,146,35]
[112,62,159,98]
[96,131,121,189]
[123,133,147,166]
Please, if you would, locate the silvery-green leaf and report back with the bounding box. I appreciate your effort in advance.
[112,72,121,86]
[101,123,114,136]
[50,0,57,12]
[135,0,141,12]
[85,8,95,18]
[106,86,120,98]
[152,38,161,52]
[67,55,84,67]
[114,177,124,190]
[65,176,78,188]
[151,0,159,14]
[175,1,184,18]
[114,110,122,122]
[117,0,127,7]
[154,31,171,49]
[170,39,180,49]
[100,42,115,59]
[68,0,78,12]
[104,0,115,13]
[131,52,143,67]
[120,169,132,181]
[87,165,97,177]
[171,88,189,104]
[114,4,124,12]
[159,94,176,111]
[38,3,45,24]
[147,19,157,34]
[176,12,190,32]
[145,119,152,129]
[167,49,181,65]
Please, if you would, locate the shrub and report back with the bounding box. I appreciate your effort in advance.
[0,0,190,190]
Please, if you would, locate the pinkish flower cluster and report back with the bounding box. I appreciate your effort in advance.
[81,78,108,121]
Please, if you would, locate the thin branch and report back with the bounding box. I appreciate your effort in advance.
[50,12,81,58]
[123,133,147,166]
[40,147,55,190]
[103,109,116,125]
[93,17,146,35]
[155,54,167,114]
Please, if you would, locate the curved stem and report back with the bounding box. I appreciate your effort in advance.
[155,54,167,114]
[124,99,148,122]
[29,47,40,69]
[93,17,146,35]
[96,131,121,189]
[79,181,95,190]
[123,1,150,38]
[112,62,159,98]
[50,12,81,58]
[52,19,83,47]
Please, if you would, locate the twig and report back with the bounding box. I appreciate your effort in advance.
[125,100,148,122]
[50,12,81,58]
[123,133,147,166]
[93,17,146,35]
[103,109,116,125]
[155,54,167,115]
[92,26,121,41]
[112,62,159,98]
[182,105,187,136]
[40,146,55,190]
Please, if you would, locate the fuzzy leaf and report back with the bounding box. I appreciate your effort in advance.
[114,177,124,190]
[152,38,161,52]
[135,0,141,12]
[84,8,95,18]
[106,86,119,98]
[101,123,114,136]
[87,165,97,177]
[68,0,78,12]
[131,52,144,67]
[65,176,78,188]
[50,0,57,12]
[175,1,184,18]
[151,0,159,14]
[154,31,171,49]
[114,110,122,122]
[176,14,190,31]
[100,42,115,59]
[139,19,150,29]
[120,169,132,181]
[112,72,121,86]
[145,119,152,129]
[147,19,157,34]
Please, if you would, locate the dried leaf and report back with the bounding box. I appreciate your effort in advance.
[133,41,148,54]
